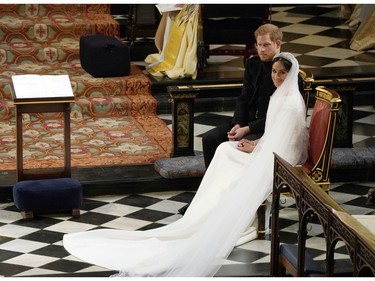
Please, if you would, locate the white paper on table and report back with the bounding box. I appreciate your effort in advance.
[11,74,74,99]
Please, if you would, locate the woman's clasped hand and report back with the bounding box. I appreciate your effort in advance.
[237,139,257,153]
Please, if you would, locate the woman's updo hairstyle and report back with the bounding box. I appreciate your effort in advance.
[272,56,292,72]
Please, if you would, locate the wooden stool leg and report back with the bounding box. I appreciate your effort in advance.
[257,201,267,239]
[21,211,34,219]
[278,257,287,276]
[72,208,80,218]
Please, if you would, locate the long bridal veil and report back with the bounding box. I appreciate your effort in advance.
[63,52,308,277]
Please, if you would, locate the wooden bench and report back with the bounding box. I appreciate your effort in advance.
[330,147,375,182]
[270,153,375,277]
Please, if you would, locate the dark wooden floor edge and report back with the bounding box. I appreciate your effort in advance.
[0,164,202,202]
[1,165,373,202]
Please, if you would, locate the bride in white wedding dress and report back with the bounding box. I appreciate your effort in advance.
[63,52,308,277]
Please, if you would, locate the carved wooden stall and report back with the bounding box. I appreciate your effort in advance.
[270,153,375,277]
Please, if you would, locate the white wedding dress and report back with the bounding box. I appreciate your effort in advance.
[63,52,308,277]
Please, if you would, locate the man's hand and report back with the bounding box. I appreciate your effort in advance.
[227,124,240,141]
[227,125,250,141]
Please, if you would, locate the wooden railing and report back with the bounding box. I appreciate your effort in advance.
[270,153,375,276]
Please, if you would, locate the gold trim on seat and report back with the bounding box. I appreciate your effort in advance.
[299,68,314,115]
[303,86,341,191]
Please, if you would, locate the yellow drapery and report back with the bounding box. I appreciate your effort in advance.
[145,4,199,79]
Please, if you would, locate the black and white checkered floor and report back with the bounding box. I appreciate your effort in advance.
[0,184,373,277]
[118,4,375,70]
[0,4,374,277]
[0,105,374,277]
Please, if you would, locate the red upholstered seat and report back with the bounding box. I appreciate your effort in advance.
[302,99,331,175]
[302,86,341,191]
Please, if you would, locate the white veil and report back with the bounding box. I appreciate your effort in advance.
[63,52,308,277]
[262,52,308,165]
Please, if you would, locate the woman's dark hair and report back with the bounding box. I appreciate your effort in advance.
[272,56,292,71]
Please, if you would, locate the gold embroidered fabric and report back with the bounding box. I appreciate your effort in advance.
[145,4,199,79]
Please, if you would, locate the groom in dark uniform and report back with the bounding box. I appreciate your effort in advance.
[202,23,283,168]
[178,24,284,215]
[179,24,293,215]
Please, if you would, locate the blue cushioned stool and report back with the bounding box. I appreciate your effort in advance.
[279,244,325,277]
[13,178,82,219]
[80,34,130,78]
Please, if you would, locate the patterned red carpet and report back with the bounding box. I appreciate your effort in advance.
[0,109,172,171]
[0,4,172,170]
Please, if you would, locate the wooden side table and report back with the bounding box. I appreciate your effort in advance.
[11,76,74,181]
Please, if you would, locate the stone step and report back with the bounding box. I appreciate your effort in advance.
[0,99,15,121]
[0,4,119,66]
[0,13,119,44]
[73,95,157,118]
[0,63,154,120]
[0,39,80,65]
[0,4,158,122]
[0,4,113,18]
[0,93,158,122]
[0,112,172,172]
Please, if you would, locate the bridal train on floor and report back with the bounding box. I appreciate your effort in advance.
[63,52,308,277]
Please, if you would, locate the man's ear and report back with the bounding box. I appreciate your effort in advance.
[275,40,282,50]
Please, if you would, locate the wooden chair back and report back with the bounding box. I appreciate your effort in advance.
[302,86,341,191]
[299,68,314,115]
